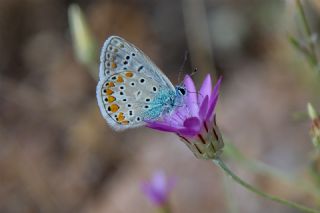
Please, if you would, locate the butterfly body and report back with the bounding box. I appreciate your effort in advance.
[143,87,185,120]
[96,36,186,131]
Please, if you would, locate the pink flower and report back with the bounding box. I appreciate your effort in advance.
[147,74,224,159]
[141,170,175,207]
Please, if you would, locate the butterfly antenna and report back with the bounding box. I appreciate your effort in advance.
[178,51,189,83]
[190,67,198,77]
[187,90,204,100]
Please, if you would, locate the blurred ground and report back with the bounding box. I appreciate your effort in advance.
[0,0,320,213]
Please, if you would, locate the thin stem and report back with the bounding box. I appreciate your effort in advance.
[295,0,319,70]
[288,35,317,65]
[223,142,320,199]
[213,158,320,213]
[158,202,172,213]
[296,0,314,46]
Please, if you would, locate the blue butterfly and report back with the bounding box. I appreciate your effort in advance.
[96,36,187,131]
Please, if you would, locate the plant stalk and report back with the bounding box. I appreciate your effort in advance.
[213,158,319,213]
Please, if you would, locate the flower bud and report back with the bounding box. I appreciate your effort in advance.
[141,170,175,207]
[308,103,320,149]
[68,4,98,77]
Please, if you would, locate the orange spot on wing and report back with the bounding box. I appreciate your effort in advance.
[111,62,117,69]
[107,96,116,103]
[125,72,134,78]
[121,120,129,125]
[106,89,114,95]
[117,76,124,83]
[110,104,119,113]
[106,82,115,88]
[117,112,125,122]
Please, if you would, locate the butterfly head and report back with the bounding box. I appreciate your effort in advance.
[175,86,187,97]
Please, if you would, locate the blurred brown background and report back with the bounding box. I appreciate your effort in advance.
[1,0,320,212]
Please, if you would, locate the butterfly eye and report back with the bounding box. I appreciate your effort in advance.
[178,87,186,96]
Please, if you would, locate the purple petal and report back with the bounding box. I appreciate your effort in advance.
[183,75,198,116]
[152,171,176,195]
[199,96,209,120]
[198,74,212,105]
[166,112,185,127]
[146,121,179,133]
[206,95,218,122]
[141,170,176,206]
[210,76,222,102]
[141,182,166,206]
[183,117,201,134]
[151,171,167,195]
[173,109,188,123]
[205,77,222,122]
[178,128,199,137]
[183,117,200,128]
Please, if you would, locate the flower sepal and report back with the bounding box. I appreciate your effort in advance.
[179,116,224,160]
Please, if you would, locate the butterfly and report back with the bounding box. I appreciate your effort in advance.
[96,36,187,131]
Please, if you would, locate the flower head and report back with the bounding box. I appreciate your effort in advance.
[147,74,224,159]
[141,170,175,207]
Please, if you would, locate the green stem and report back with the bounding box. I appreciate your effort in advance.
[158,202,172,213]
[295,0,319,70]
[213,158,320,213]
[224,142,320,199]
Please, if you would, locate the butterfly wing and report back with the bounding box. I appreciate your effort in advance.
[99,36,175,90]
[97,36,177,130]
[97,71,171,131]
